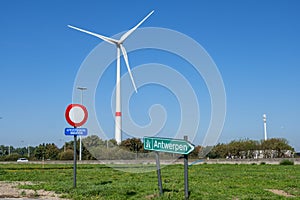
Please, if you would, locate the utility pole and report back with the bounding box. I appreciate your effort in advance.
[27,145,30,158]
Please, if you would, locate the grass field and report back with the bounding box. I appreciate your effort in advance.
[0,163,299,199]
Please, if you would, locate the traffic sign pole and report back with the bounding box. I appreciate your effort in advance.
[184,136,189,200]
[73,133,77,188]
[155,152,163,196]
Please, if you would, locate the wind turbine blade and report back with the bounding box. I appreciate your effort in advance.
[68,25,118,45]
[120,44,137,93]
[120,10,154,43]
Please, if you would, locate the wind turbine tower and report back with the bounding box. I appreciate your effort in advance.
[263,114,267,141]
[68,11,154,144]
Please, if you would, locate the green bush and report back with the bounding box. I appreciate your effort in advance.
[260,162,266,165]
[1,153,23,161]
[59,149,74,160]
[279,159,294,165]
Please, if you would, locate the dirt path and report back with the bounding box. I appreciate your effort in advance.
[0,181,69,200]
[266,189,295,198]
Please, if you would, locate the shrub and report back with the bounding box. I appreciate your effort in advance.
[279,159,294,165]
[59,149,74,160]
[260,162,266,165]
[2,153,22,161]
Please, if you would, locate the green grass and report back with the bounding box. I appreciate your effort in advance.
[0,163,299,199]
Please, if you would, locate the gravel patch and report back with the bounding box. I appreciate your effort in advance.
[0,181,69,200]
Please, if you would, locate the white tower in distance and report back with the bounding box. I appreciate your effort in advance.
[263,114,267,141]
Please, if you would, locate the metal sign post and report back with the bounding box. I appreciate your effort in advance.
[155,152,163,196]
[184,136,189,199]
[73,133,77,188]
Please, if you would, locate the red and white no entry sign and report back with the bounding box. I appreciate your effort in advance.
[65,104,88,127]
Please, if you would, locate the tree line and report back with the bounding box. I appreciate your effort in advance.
[206,138,295,159]
[0,136,295,161]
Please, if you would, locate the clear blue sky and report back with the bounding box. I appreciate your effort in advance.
[1,1,299,151]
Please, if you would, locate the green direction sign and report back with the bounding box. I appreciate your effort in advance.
[143,137,195,155]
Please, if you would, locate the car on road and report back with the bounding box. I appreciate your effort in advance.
[17,158,28,163]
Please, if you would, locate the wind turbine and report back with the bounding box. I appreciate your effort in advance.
[68,10,154,144]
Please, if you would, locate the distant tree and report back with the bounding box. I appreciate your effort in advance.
[189,145,202,159]
[34,144,46,160]
[59,149,74,160]
[80,135,121,160]
[261,138,293,150]
[63,141,74,151]
[261,138,294,158]
[205,138,294,159]
[120,138,143,152]
[32,143,59,160]
[81,135,105,160]
[119,138,143,159]
[226,139,259,158]
[207,143,229,159]
[83,135,105,147]
[243,139,259,151]
[108,139,118,147]
[45,143,60,160]
[3,153,22,161]
[14,147,28,156]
